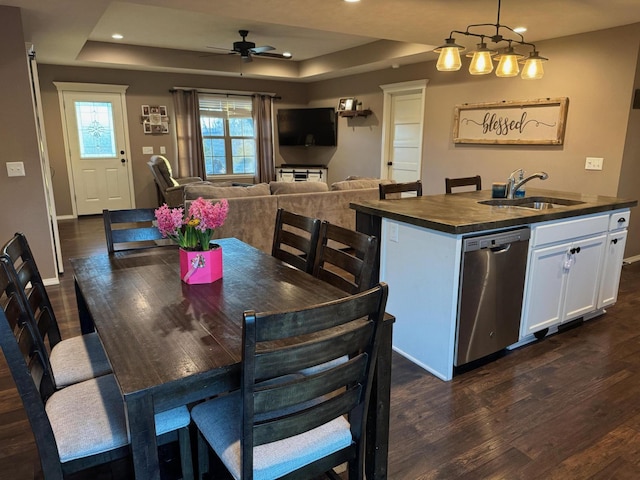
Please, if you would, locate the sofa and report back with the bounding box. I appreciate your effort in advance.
[183,178,393,253]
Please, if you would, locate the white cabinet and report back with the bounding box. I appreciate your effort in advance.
[598,210,630,308]
[521,214,609,338]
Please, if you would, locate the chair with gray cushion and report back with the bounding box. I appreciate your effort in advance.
[148,154,203,207]
[191,283,388,480]
[0,258,194,480]
[271,208,321,274]
[313,222,379,295]
[103,208,168,254]
[1,232,112,389]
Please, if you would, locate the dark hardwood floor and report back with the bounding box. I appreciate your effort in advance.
[2,216,640,479]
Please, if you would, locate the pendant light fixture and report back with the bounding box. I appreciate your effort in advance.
[433,0,547,79]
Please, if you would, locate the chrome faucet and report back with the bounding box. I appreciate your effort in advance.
[506,170,549,199]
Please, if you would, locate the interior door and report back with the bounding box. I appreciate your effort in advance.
[61,90,133,215]
[387,93,423,183]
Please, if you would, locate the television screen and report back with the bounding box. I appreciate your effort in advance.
[277,108,337,146]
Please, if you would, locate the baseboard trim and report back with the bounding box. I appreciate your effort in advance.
[57,214,76,220]
[43,277,60,286]
[623,255,640,264]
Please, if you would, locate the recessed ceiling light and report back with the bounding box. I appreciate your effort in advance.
[111,33,124,40]
[513,27,527,33]
[282,52,292,58]
[344,0,361,3]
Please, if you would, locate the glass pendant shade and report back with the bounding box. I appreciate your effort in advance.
[436,46,462,71]
[495,48,522,77]
[468,44,495,75]
[520,51,547,79]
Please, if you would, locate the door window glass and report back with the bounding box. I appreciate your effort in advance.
[75,101,117,158]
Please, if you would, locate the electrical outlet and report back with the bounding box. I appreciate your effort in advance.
[6,161,25,177]
[585,157,603,170]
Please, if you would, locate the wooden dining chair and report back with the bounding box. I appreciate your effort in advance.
[313,222,379,295]
[1,232,112,389]
[445,175,482,194]
[103,208,167,254]
[0,257,194,480]
[271,208,321,274]
[379,180,423,199]
[191,283,388,480]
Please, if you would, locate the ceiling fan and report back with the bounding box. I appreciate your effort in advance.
[208,30,292,63]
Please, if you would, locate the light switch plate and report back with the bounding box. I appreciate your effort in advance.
[142,146,154,154]
[388,222,399,243]
[160,146,166,154]
[585,157,603,170]
[6,161,25,177]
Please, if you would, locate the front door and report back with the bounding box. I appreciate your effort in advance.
[58,85,133,215]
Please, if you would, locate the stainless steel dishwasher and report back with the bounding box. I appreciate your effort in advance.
[455,227,530,366]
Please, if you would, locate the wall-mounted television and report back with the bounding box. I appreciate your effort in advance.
[277,108,337,147]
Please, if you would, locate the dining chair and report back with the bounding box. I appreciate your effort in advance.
[445,175,482,194]
[191,283,389,480]
[1,232,112,388]
[103,207,167,254]
[379,180,423,199]
[0,258,194,480]
[313,222,379,295]
[271,208,321,274]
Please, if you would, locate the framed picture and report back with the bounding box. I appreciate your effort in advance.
[143,122,152,134]
[338,97,356,111]
[453,97,569,145]
[141,105,150,116]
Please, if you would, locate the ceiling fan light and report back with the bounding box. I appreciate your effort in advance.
[434,38,464,72]
[282,51,292,58]
[520,51,547,79]
[467,43,495,75]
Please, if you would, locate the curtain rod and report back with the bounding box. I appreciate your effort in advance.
[170,86,280,99]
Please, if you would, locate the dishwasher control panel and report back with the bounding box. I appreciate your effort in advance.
[463,228,530,252]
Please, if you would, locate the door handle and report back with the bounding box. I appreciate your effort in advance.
[121,158,126,164]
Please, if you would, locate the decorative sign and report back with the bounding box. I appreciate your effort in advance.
[453,98,569,145]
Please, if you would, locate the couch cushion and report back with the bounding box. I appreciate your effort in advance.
[269,181,329,195]
[330,178,394,191]
[184,183,271,200]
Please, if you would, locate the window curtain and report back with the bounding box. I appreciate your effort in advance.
[171,89,206,179]
[252,94,275,184]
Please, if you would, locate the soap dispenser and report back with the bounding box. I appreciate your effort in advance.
[515,170,526,198]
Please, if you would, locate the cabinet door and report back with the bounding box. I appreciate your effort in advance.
[562,233,606,321]
[521,242,569,336]
[598,230,628,308]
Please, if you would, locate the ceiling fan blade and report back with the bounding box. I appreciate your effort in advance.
[251,45,275,54]
[242,54,252,63]
[254,51,292,60]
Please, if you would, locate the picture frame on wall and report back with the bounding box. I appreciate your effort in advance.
[337,97,356,111]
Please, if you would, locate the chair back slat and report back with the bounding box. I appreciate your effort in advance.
[271,208,321,274]
[379,180,423,199]
[103,208,167,254]
[313,222,378,294]
[240,283,388,478]
[445,175,482,194]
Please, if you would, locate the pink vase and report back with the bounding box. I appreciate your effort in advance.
[179,246,223,284]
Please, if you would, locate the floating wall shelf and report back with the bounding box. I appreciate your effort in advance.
[338,109,372,118]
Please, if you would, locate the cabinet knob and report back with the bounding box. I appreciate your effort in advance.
[618,218,626,223]
[612,238,618,245]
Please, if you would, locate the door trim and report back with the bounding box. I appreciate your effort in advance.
[54,82,134,217]
[379,80,428,181]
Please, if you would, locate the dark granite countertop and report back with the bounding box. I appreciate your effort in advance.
[350,188,637,234]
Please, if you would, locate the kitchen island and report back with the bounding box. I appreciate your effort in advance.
[351,188,637,380]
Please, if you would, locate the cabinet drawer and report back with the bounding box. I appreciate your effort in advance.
[609,210,630,231]
[532,214,608,247]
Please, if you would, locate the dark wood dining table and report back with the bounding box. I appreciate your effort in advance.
[71,238,393,480]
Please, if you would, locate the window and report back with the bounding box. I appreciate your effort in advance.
[74,101,117,158]
[199,95,256,177]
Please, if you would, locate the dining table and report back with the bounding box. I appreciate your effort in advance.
[71,237,394,480]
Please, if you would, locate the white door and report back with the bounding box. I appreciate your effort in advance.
[56,84,133,215]
[380,80,427,183]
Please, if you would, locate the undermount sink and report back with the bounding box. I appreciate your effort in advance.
[478,196,586,210]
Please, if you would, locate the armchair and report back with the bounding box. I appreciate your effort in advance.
[147,155,203,207]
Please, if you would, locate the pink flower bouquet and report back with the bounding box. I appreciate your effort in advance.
[155,197,229,251]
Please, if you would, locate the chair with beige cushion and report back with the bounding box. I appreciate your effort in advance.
[147,155,203,207]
